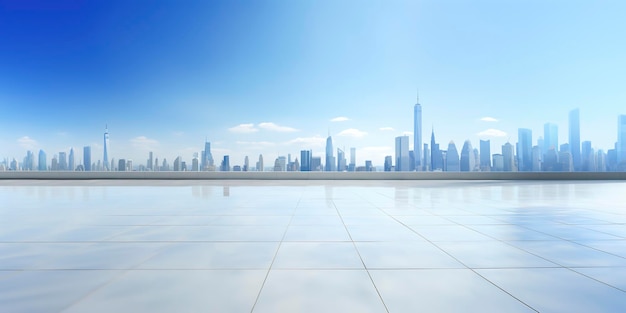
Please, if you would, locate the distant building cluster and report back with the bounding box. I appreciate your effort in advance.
[2,101,626,173]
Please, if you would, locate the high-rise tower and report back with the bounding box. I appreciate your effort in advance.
[518,128,533,172]
[569,108,581,171]
[103,125,110,171]
[618,115,626,167]
[325,135,335,171]
[413,92,422,171]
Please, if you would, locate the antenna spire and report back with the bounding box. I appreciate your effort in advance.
[416,88,419,104]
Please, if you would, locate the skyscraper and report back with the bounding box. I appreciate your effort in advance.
[502,142,514,172]
[517,128,533,172]
[618,115,626,167]
[103,125,110,171]
[59,152,67,171]
[569,108,581,171]
[337,148,346,171]
[325,136,335,171]
[430,128,442,171]
[479,140,491,171]
[202,140,214,170]
[257,154,264,171]
[544,123,558,153]
[582,141,595,171]
[300,150,311,171]
[395,135,409,171]
[38,149,47,171]
[413,94,422,171]
[460,140,474,172]
[148,151,154,171]
[446,141,460,172]
[83,146,91,171]
[69,148,75,171]
[384,156,393,171]
[346,147,355,172]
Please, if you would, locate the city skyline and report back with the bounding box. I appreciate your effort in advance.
[3,107,626,172]
[1,1,626,165]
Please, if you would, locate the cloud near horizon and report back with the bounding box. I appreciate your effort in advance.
[258,122,299,132]
[330,117,350,122]
[17,136,37,150]
[228,123,259,133]
[477,129,507,137]
[379,127,394,131]
[337,128,367,138]
[480,117,499,122]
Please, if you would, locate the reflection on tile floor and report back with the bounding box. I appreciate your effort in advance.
[1,180,626,312]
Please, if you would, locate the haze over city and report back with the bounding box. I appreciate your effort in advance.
[1,1,625,167]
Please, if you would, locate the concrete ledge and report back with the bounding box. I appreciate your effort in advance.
[1,171,625,180]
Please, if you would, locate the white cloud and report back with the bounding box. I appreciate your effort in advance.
[286,135,326,147]
[229,123,258,133]
[17,136,37,150]
[258,122,298,132]
[236,141,276,148]
[330,117,350,122]
[130,136,159,145]
[480,117,499,122]
[477,129,507,137]
[379,127,394,131]
[337,128,368,138]
[360,146,392,152]
[130,136,159,151]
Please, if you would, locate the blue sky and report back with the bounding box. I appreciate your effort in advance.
[1,0,625,167]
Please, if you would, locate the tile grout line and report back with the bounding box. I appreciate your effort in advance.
[360,190,540,313]
[332,196,391,313]
[248,193,301,313]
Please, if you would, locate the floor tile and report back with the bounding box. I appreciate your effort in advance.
[138,242,279,269]
[272,242,363,269]
[477,268,626,312]
[253,270,387,313]
[64,270,267,313]
[356,241,463,269]
[370,269,535,312]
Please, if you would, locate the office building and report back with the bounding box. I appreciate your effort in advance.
[103,125,110,171]
[117,159,125,171]
[502,142,515,172]
[544,123,558,153]
[59,152,67,171]
[83,146,91,171]
[256,154,264,171]
[69,148,75,171]
[582,141,595,172]
[300,150,311,172]
[349,147,356,172]
[517,128,532,172]
[325,136,335,171]
[569,108,581,171]
[430,128,442,171]
[395,135,410,171]
[38,150,47,171]
[446,141,460,172]
[618,115,626,167]
[384,156,393,172]
[479,140,491,171]
[460,140,474,172]
[337,148,346,171]
[414,95,422,170]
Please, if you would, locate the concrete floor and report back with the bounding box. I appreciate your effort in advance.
[1,180,626,312]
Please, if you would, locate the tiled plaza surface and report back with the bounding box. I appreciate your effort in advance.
[1,180,626,312]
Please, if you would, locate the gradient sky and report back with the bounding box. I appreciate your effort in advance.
[1,0,625,167]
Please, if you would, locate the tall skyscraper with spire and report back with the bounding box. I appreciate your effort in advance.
[569,108,581,171]
[103,125,110,171]
[325,135,335,171]
[413,91,422,171]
